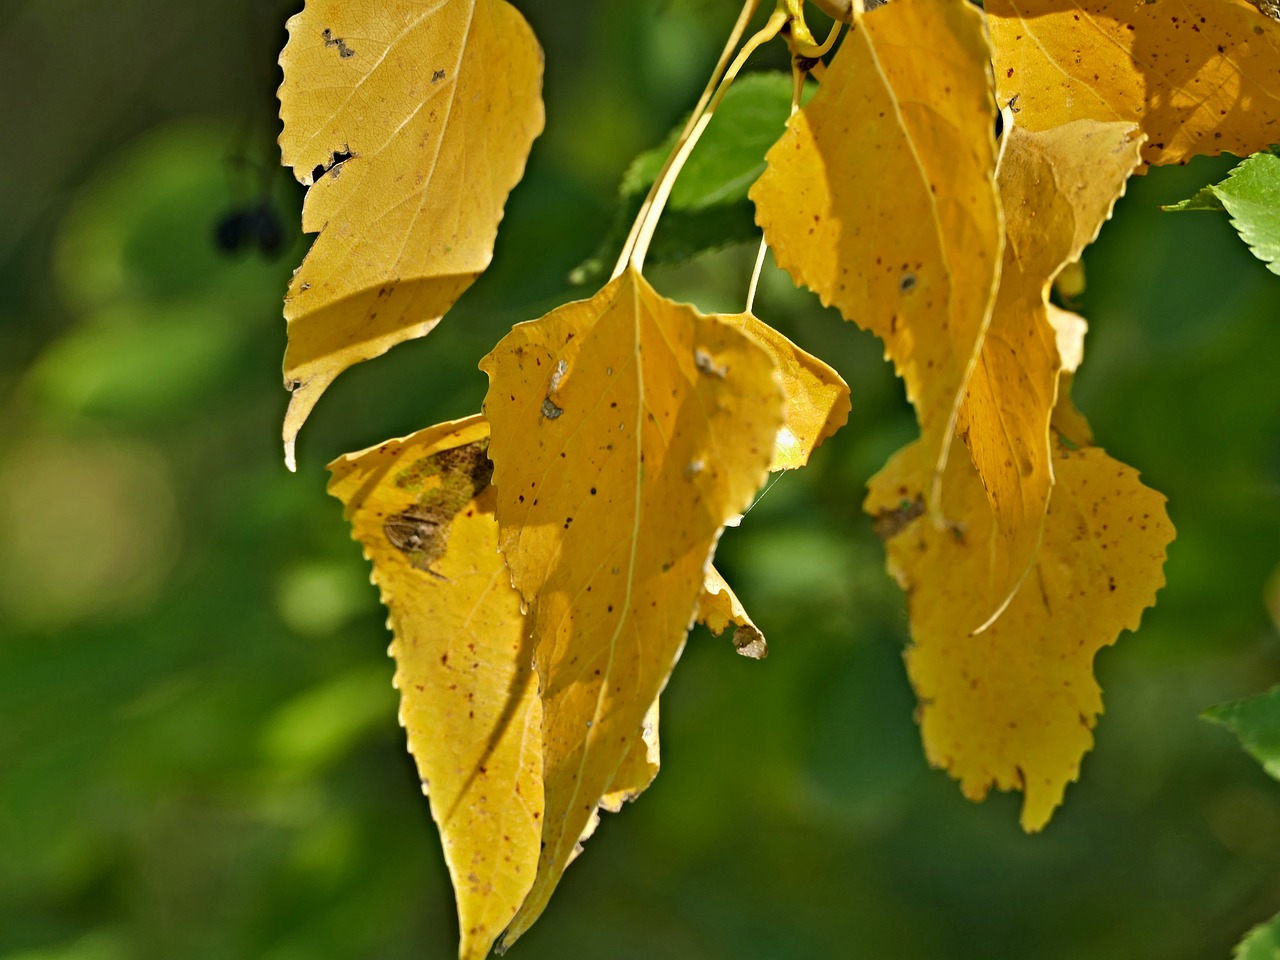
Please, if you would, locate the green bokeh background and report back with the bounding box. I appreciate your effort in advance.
[2,2,1279,958]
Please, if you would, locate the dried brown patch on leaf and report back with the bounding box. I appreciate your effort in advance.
[698,566,768,659]
[327,416,538,960]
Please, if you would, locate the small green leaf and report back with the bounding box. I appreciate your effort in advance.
[1203,685,1280,781]
[572,72,810,284]
[1164,148,1280,275]
[1161,186,1226,213]
[1234,911,1280,960]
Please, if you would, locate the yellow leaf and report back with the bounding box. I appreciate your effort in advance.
[989,0,1280,165]
[326,415,539,960]
[722,313,850,471]
[698,566,768,659]
[480,267,783,945]
[751,0,1002,509]
[958,119,1142,627]
[278,0,544,467]
[866,430,1174,831]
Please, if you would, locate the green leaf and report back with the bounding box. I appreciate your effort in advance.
[1164,149,1280,275]
[1161,186,1226,213]
[572,72,809,284]
[1202,685,1280,781]
[1234,912,1280,960]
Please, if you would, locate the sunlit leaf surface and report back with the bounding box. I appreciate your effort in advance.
[752,0,1002,510]
[867,428,1173,831]
[481,267,783,944]
[989,0,1280,165]
[957,119,1143,623]
[279,0,544,466]
[327,415,539,960]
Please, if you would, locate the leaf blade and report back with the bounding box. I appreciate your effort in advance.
[698,566,768,659]
[279,0,544,464]
[1234,912,1280,960]
[722,312,850,471]
[752,0,1002,511]
[958,119,1143,625]
[1204,685,1280,782]
[480,267,783,944]
[1212,150,1280,274]
[866,427,1174,831]
[326,416,540,960]
[988,0,1280,165]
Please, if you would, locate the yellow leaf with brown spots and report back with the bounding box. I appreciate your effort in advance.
[751,0,1001,511]
[326,415,539,960]
[958,119,1142,626]
[480,267,783,946]
[866,430,1174,831]
[989,0,1280,165]
[278,0,544,467]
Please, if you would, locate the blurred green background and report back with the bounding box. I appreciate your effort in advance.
[2,2,1279,958]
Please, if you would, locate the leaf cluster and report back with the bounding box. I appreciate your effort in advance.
[273,0,1280,953]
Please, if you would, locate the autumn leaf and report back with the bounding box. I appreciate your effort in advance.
[480,266,783,945]
[866,428,1174,831]
[1049,372,1095,451]
[1046,306,1095,447]
[688,315,849,661]
[278,0,544,467]
[988,0,1280,166]
[958,119,1143,626]
[329,414,676,956]
[326,415,539,960]
[1166,148,1280,275]
[752,0,1002,512]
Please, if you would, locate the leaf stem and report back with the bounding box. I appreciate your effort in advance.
[745,52,809,314]
[793,17,843,60]
[630,9,788,275]
[611,0,763,280]
[745,238,769,314]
